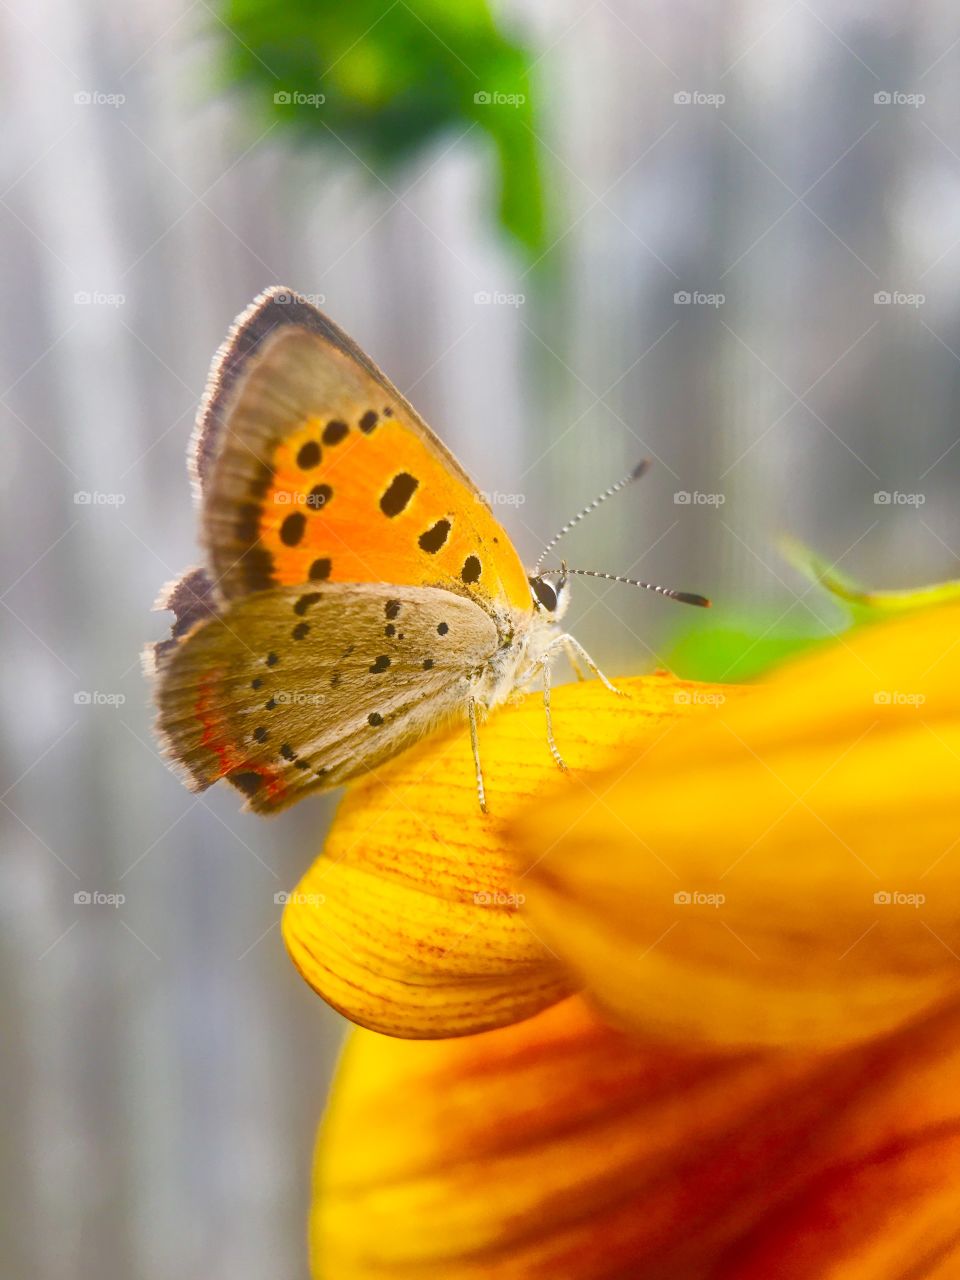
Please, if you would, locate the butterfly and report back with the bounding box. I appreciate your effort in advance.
[148,288,708,813]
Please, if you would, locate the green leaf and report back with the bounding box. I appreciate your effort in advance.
[215,0,544,253]
[780,536,960,617]
[662,613,838,684]
[666,538,960,684]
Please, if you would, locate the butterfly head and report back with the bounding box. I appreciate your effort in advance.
[528,462,711,623]
[528,569,570,621]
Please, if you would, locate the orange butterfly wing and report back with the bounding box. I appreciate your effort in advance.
[194,288,533,613]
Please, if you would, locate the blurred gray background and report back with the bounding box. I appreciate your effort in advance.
[2,0,960,1276]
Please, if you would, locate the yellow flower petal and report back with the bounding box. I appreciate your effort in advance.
[516,605,960,1047]
[283,673,746,1038]
[311,992,960,1278]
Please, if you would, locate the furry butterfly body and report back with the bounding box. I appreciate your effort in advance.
[150,288,576,812]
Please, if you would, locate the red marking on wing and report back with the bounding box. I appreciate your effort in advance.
[195,670,286,802]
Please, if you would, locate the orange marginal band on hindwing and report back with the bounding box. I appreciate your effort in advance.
[193,287,533,610]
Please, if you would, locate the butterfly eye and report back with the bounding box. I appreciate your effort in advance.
[529,576,558,611]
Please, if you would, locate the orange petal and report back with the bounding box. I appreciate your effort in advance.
[311,992,960,1278]
[723,1128,960,1278]
[717,997,960,1277]
[515,605,960,1047]
[310,997,802,1277]
[283,673,747,1038]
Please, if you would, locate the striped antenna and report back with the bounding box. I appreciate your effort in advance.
[532,459,651,573]
[539,566,710,608]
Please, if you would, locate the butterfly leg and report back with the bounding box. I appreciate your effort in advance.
[467,695,487,813]
[563,638,589,681]
[556,634,623,696]
[533,634,620,775]
[541,656,568,772]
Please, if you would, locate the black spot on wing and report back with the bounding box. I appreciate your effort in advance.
[461,555,482,584]
[307,484,332,509]
[419,519,451,553]
[280,512,306,546]
[323,420,348,445]
[359,409,379,433]
[369,655,390,673]
[294,593,322,616]
[309,558,332,580]
[380,473,418,517]
[232,772,264,797]
[297,441,321,469]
